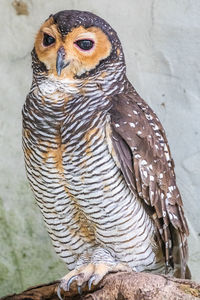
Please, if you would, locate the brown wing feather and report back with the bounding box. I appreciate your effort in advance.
[109,91,190,278]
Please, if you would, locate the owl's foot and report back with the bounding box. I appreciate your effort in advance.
[57,262,131,298]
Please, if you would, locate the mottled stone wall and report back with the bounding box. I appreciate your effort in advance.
[0,0,199,297]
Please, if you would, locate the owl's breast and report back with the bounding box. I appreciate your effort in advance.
[23,100,162,271]
[62,123,122,218]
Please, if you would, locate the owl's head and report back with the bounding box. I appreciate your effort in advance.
[33,10,125,79]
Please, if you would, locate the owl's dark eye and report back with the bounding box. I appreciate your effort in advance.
[75,39,94,51]
[43,33,55,47]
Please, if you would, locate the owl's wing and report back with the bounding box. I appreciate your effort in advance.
[108,91,190,278]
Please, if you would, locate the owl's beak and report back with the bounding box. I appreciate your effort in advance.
[56,47,70,76]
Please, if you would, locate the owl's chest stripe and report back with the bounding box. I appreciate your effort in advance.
[23,94,161,271]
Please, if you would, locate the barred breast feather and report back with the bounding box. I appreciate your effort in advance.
[22,74,168,274]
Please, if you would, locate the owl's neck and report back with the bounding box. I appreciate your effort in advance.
[27,62,130,136]
[32,59,127,105]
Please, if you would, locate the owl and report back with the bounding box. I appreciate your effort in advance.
[22,9,191,296]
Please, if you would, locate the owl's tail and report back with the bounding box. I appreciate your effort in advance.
[171,225,191,279]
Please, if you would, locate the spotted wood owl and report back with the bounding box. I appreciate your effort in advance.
[22,10,191,295]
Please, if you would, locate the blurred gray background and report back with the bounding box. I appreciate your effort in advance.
[0,0,200,297]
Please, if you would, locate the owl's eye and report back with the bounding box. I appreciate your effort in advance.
[75,39,94,51]
[43,33,55,47]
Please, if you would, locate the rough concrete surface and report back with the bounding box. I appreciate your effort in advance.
[0,0,199,297]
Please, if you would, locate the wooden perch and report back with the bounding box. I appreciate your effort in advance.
[1,271,200,300]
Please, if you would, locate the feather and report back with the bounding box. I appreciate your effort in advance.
[109,90,190,278]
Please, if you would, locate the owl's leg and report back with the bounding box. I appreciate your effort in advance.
[57,247,131,297]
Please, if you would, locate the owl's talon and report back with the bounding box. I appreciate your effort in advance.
[88,275,96,290]
[66,275,78,291]
[59,262,129,296]
[77,285,82,295]
[57,285,63,300]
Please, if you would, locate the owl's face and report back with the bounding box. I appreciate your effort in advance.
[34,10,123,79]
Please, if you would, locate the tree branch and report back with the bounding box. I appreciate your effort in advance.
[1,271,200,300]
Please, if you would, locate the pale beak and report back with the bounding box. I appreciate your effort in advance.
[56,46,70,76]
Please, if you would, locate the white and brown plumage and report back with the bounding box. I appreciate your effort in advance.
[22,10,191,294]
